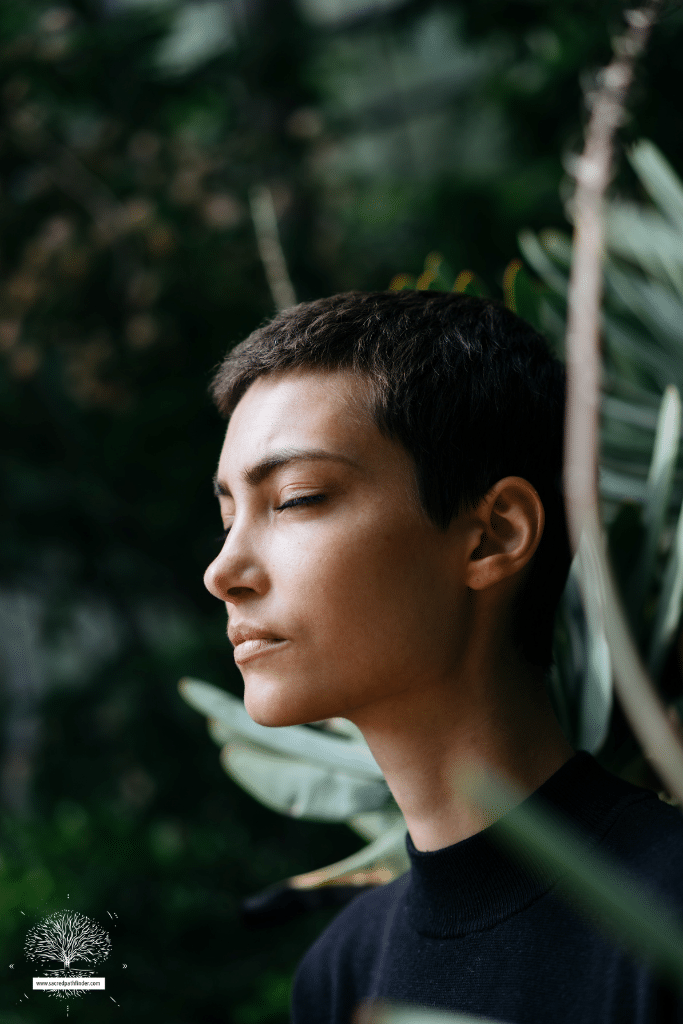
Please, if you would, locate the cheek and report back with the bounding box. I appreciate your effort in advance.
[281,533,358,629]
[243,521,461,726]
[284,519,449,657]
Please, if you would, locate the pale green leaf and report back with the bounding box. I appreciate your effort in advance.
[517,229,569,295]
[367,1005,506,1024]
[649,492,683,680]
[626,386,682,620]
[602,369,666,410]
[601,395,658,433]
[218,740,390,820]
[206,715,234,746]
[643,386,682,527]
[602,313,680,391]
[178,678,384,779]
[578,624,612,755]
[599,466,648,504]
[628,140,683,232]
[601,424,657,466]
[291,820,409,888]
[538,295,568,347]
[323,718,366,741]
[606,202,683,297]
[556,558,612,754]
[349,808,405,841]
[605,265,683,356]
[538,227,573,266]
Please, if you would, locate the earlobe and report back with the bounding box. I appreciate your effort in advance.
[465,477,544,591]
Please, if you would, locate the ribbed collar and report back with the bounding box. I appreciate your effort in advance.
[405,751,649,938]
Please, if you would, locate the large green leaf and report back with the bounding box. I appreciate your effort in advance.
[218,740,390,821]
[178,677,384,780]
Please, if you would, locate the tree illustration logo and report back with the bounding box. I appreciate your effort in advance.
[25,911,111,999]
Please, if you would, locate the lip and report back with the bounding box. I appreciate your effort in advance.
[228,624,288,665]
[233,638,289,665]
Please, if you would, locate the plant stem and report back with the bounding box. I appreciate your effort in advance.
[564,1,683,801]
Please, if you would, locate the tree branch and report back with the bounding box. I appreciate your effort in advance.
[563,1,683,801]
[249,184,297,312]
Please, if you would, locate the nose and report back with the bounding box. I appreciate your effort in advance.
[203,523,267,603]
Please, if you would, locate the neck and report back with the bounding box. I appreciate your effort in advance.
[348,651,574,853]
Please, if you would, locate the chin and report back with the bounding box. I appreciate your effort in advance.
[243,670,349,728]
[243,680,314,729]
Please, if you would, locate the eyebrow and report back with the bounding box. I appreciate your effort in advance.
[212,448,359,499]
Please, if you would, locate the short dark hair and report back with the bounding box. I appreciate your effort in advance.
[210,290,570,668]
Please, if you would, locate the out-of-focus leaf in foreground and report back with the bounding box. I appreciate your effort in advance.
[462,767,683,988]
[358,1001,507,1024]
[218,740,390,821]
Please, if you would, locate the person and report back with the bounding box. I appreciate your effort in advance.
[203,290,683,1023]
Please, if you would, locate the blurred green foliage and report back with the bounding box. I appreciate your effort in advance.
[3,0,683,1021]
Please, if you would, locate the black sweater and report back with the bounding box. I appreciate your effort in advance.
[291,752,683,1023]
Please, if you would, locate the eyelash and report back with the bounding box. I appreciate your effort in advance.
[215,495,325,544]
[276,494,325,511]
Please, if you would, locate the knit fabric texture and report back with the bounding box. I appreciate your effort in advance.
[290,752,683,1023]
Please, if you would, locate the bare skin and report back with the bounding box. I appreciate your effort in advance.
[204,368,574,852]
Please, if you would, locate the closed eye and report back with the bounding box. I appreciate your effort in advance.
[214,495,324,546]
[276,494,326,511]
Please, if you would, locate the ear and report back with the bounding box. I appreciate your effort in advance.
[465,477,545,591]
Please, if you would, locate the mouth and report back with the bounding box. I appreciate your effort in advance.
[233,637,288,665]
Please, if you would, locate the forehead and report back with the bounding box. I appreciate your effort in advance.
[220,368,377,465]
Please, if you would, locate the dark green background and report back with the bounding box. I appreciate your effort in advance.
[1,1,683,1020]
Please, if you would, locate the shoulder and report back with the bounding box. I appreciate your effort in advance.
[296,873,408,972]
[290,874,409,1024]
[596,769,683,897]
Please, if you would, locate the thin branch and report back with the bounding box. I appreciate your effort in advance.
[248,184,297,312]
[563,1,683,801]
